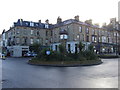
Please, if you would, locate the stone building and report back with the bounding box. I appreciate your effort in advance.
[5,19,53,57]
[2,16,120,57]
[52,16,120,54]
[0,30,8,56]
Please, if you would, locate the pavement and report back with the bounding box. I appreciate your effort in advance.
[1,57,119,88]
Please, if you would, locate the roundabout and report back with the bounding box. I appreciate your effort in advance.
[28,58,103,67]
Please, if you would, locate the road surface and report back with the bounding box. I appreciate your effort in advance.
[1,57,119,88]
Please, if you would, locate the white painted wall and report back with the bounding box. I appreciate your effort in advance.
[51,41,91,53]
[52,43,60,51]
[52,41,79,53]
[7,46,29,57]
[66,41,78,53]
[13,46,22,57]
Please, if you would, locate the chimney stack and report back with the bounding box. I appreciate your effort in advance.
[57,16,62,23]
[102,23,107,27]
[94,23,99,27]
[45,19,49,24]
[85,19,92,25]
[39,20,41,23]
[74,15,79,21]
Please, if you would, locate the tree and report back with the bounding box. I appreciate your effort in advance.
[29,43,41,54]
[59,44,66,53]
[88,44,94,52]
[58,44,67,61]
[78,42,85,52]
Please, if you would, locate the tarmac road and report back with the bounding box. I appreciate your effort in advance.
[1,57,119,88]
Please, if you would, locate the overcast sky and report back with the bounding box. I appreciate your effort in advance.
[0,0,119,34]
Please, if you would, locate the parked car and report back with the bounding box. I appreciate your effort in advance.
[0,54,6,60]
[24,52,37,57]
[32,53,37,57]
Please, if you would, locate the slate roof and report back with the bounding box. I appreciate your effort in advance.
[14,19,102,29]
[53,19,100,28]
[14,19,54,29]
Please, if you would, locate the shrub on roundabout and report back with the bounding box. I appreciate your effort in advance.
[29,42,102,66]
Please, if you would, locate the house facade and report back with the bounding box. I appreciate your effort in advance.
[1,16,120,57]
[52,16,120,54]
[4,19,53,57]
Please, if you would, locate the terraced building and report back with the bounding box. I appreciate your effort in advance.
[1,16,120,57]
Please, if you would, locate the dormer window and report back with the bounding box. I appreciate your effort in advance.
[36,24,38,26]
[30,22,34,27]
[26,23,28,25]
[20,19,23,25]
[45,24,49,28]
